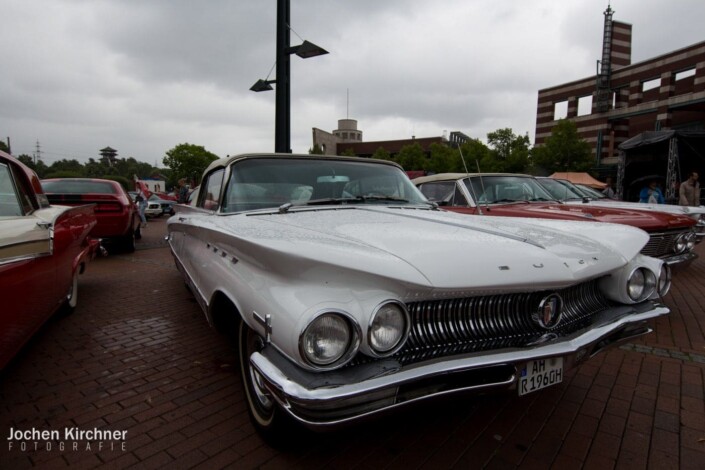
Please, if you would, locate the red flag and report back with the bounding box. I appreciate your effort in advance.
[135,180,152,199]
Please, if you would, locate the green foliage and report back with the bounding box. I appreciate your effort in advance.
[395,143,427,171]
[309,143,324,155]
[162,143,219,184]
[16,154,49,177]
[531,120,592,174]
[43,170,85,179]
[340,148,356,157]
[459,139,494,172]
[486,129,531,173]
[0,141,9,152]
[100,175,131,190]
[372,147,391,161]
[427,143,456,173]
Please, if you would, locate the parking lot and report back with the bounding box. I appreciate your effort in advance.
[2,216,704,469]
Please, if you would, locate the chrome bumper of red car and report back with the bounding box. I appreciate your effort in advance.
[250,301,669,429]
[662,251,697,267]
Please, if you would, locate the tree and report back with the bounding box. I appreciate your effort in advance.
[372,147,391,161]
[309,143,324,155]
[162,143,219,185]
[459,139,494,172]
[16,154,48,177]
[531,120,593,174]
[0,140,8,152]
[396,143,427,171]
[487,128,531,173]
[427,143,456,174]
[45,159,85,178]
[340,148,356,157]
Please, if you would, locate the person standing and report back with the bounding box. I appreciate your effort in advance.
[602,176,618,200]
[639,180,665,204]
[135,185,148,227]
[177,178,189,203]
[679,171,700,206]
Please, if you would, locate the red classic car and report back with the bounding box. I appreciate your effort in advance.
[414,173,698,266]
[0,151,99,369]
[42,178,142,253]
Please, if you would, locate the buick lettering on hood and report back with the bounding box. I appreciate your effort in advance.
[168,154,670,440]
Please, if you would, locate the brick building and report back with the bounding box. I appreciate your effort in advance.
[535,6,705,170]
[312,119,471,158]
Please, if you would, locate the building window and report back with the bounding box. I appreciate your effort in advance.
[642,78,660,92]
[675,68,696,81]
[577,95,593,116]
[554,100,568,120]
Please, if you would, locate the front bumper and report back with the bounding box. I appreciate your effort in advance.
[662,251,697,268]
[250,301,668,429]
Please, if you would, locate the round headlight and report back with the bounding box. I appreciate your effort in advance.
[627,268,645,301]
[686,232,696,251]
[301,313,355,367]
[369,302,409,355]
[658,264,672,297]
[674,234,687,253]
[627,267,656,302]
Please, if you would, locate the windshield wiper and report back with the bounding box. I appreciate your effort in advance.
[355,195,409,203]
[494,199,528,204]
[278,195,412,213]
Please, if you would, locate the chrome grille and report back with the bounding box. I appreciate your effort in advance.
[393,280,611,365]
[641,229,688,258]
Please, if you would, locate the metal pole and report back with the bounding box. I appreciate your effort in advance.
[275,0,291,153]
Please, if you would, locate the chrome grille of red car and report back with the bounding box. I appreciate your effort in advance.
[640,229,690,258]
[394,280,611,365]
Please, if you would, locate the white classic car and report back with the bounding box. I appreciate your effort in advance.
[168,154,671,439]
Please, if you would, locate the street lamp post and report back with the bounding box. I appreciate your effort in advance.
[250,0,328,154]
[275,0,291,154]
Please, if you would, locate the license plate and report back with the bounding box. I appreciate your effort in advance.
[518,357,563,396]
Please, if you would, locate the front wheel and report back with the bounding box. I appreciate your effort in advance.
[238,320,296,443]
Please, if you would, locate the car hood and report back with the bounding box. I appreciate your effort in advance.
[204,207,648,292]
[564,199,705,217]
[483,202,695,230]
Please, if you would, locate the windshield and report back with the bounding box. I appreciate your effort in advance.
[463,175,555,204]
[575,184,607,199]
[537,178,585,201]
[42,179,118,194]
[221,158,429,213]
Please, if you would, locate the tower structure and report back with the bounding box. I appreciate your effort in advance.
[595,5,614,113]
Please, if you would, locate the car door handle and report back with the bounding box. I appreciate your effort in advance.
[178,217,187,222]
[36,221,52,230]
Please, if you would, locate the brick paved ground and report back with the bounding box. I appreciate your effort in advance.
[1,216,704,469]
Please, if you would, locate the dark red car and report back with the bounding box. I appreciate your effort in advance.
[42,178,142,252]
[0,151,99,369]
[414,173,698,266]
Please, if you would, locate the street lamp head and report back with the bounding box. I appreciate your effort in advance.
[250,79,275,92]
[294,40,329,59]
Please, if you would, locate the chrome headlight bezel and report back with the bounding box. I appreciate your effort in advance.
[686,231,697,251]
[626,267,657,302]
[367,300,410,357]
[299,310,361,370]
[658,264,672,297]
[674,233,687,253]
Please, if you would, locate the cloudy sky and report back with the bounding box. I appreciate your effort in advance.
[2,0,704,166]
